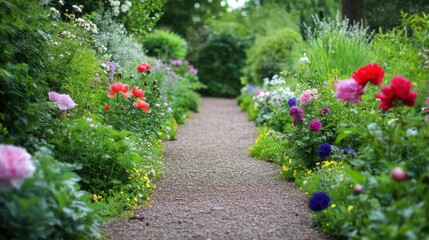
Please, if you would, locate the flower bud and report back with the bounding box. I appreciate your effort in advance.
[391,167,406,181]
[353,184,364,194]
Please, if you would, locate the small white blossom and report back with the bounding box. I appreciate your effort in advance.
[406,128,418,137]
[299,53,310,64]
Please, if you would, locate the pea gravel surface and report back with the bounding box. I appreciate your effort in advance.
[103,97,329,240]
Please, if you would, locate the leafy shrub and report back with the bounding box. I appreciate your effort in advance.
[195,32,248,97]
[142,30,187,63]
[0,1,103,147]
[0,147,101,239]
[245,28,303,83]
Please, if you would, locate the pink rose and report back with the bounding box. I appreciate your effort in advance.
[0,144,35,192]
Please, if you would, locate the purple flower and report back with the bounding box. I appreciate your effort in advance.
[343,148,356,157]
[188,65,198,75]
[48,91,60,102]
[287,98,297,107]
[103,61,116,82]
[309,119,322,132]
[171,60,182,66]
[309,192,331,211]
[289,106,304,123]
[317,143,331,159]
[321,107,331,115]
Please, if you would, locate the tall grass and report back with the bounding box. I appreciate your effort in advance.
[304,13,374,77]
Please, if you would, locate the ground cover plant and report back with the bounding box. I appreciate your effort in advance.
[239,13,429,238]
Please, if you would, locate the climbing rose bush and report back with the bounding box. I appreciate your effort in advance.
[0,144,35,192]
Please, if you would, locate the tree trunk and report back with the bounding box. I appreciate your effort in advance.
[342,0,364,25]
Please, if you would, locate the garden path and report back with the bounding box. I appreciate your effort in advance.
[103,97,328,240]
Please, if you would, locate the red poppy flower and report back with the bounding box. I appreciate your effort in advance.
[353,64,384,86]
[137,63,151,73]
[375,76,417,110]
[108,82,124,98]
[120,84,132,98]
[132,86,145,99]
[105,103,110,110]
[133,99,151,113]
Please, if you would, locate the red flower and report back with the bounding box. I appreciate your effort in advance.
[375,76,417,110]
[137,63,151,73]
[132,86,146,99]
[108,82,124,98]
[353,64,384,86]
[105,103,110,110]
[120,84,132,98]
[133,99,151,113]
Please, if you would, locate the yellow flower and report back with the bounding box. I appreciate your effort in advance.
[331,204,336,208]
[145,182,151,189]
[347,205,354,212]
[143,175,149,181]
[92,194,102,201]
[134,197,138,202]
[126,198,130,202]
[120,191,124,195]
[282,165,289,171]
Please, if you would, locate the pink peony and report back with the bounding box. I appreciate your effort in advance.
[309,119,322,131]
[0,144,35,192]
[48,92,77,110]
[48,91,60,102]
[56,94,77,110]
[334,78,366,104]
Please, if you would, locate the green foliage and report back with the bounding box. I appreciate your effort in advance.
[305,14,373,77]
[0,147,102,239]
[0,1,103,147]
[245,28,303,83]
[156,0,228,38]
[194,31,247,97]
[249,127,285,163]
[142,30,188,63]
[362,0,429,32]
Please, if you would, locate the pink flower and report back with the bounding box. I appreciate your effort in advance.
[309,119,322,131]
[300,91,312,106]
[334,78,366,104]
[56,94,77,110]
[48,92,76,110]
[48,91,60,102]
[0,144,35,192]
[299,89,318,107]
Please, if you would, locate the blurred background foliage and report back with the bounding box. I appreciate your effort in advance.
[156,0,429,97]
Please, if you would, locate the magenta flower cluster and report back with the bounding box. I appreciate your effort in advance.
[289,106,304,124]
[334,78,366,104]
[309,119,322,132]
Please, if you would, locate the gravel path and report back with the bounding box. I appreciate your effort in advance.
[103,97,328,240]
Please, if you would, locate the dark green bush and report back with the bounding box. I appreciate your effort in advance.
[245,28,303,83]
[194,32,247,97]
[142,29,187,62]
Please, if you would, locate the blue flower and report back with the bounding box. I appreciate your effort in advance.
[317,143,331,159]
[343,148,356,157]
[287,98,297,107]
[309,192,331,211]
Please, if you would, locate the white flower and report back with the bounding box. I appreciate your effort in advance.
[167,108,173,113]
[112,6,120,16]
[120,4,129,12]
[166,127,171,132]
[59,0,64,5]
[299,53,310,64]
[72,5,82,13]
[155,103,160,107]
[125,1,132,7]
[406,128,418,137]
